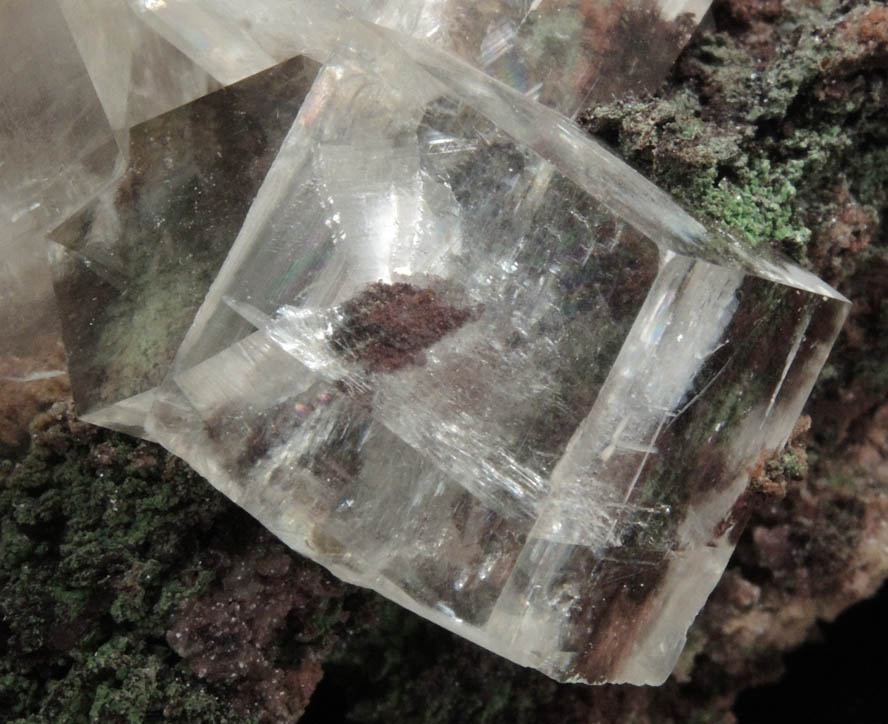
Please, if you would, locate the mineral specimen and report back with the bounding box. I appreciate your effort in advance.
[131,10,847,684]
[2,0,850,688]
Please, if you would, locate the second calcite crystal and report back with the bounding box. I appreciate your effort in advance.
[125,16,850,685]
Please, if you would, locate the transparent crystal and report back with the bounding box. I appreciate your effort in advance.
[0,0,122,239]
[48,56,320,436]
[133,21,849,684]
[0,0,125,432]
[131,0,711,115]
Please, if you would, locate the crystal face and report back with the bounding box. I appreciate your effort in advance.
[57,0,220,134]
[4,0,849,687]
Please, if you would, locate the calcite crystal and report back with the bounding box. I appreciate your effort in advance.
[137,12,846,684]
[3,0,849,686]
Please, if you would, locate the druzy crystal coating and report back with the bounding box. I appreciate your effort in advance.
[2,0,848,685]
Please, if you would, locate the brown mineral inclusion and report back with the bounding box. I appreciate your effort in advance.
[331,282,474,372]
